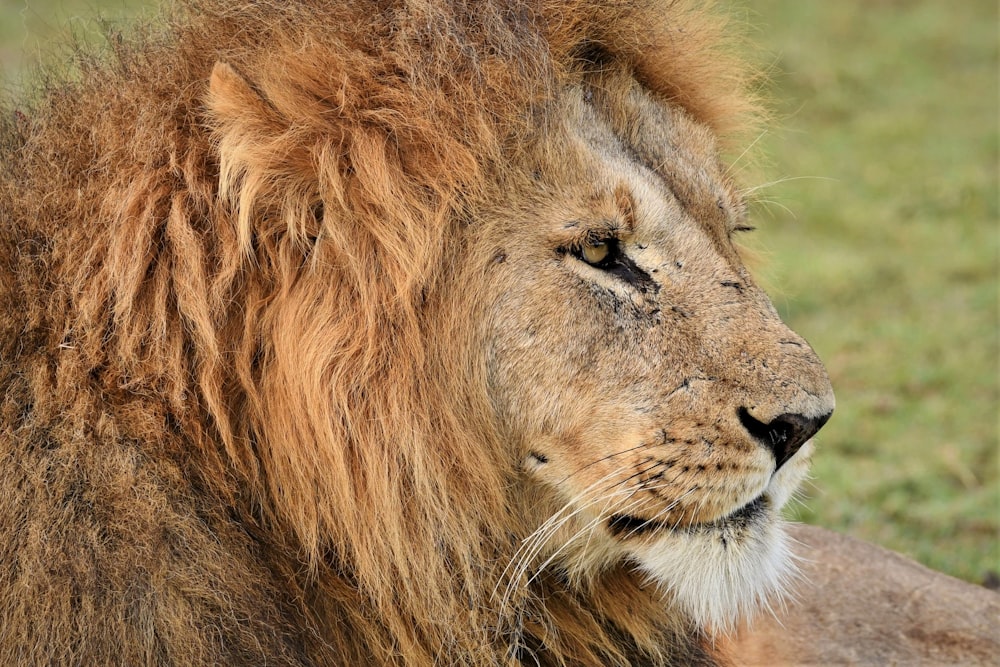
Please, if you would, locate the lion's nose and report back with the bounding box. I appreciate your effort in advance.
[737,407,833,470]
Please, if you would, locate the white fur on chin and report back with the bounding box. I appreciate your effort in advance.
[629,442,814,634]
[630,510,796,634]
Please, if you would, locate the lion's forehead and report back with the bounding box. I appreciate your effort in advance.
[534,82,742,250]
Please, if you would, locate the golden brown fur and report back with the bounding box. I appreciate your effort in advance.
[0,1,832,665]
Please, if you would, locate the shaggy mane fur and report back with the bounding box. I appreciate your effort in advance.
[0,1,757,664]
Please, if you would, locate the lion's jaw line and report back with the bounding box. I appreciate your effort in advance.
[522,438,815,635]
[628,439,815,634]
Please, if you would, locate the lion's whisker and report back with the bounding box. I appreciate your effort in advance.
[751,197,796,219]
[553,441,652,486]
[618,485,696,541]
[740,175,837,198]
[494,467,628,616]
[524,486,647,588]
[496,458,672,620]
[723,129,768,178]
[506,460,684,611]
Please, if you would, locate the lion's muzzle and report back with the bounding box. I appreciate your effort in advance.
[738,407,833,470]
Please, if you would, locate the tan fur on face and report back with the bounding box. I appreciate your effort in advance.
[0,1,827,665]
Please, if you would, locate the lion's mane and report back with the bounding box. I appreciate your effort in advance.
[0,1,756,664]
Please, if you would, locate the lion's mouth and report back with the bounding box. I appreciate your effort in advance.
[607,495,767,539]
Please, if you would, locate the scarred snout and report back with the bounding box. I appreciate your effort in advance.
[703,289,836,474]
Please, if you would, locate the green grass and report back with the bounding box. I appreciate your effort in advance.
[2,1,997,584]
[748,0,999,585]
[0,0,147,84]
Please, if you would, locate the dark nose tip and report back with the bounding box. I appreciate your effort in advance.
[738,407,833,470]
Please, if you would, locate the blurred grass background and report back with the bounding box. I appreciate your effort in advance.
[2,1,997,585]
[747,0,998,587]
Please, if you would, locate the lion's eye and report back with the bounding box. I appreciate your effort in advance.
[573,238,620,268]
[580,240,611,266]
[567,237,658,293]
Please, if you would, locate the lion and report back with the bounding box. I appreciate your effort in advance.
[1,1,994,665]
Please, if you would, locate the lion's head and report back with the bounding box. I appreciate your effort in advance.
[484,76,835,633]
[1,1,832,664]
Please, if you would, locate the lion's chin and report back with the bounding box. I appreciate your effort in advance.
[624,443,814,635]
[628,500,796,635]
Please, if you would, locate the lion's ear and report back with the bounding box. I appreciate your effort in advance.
[207,61,288,141]
[208,62,258,119]
[206,61,318,250]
